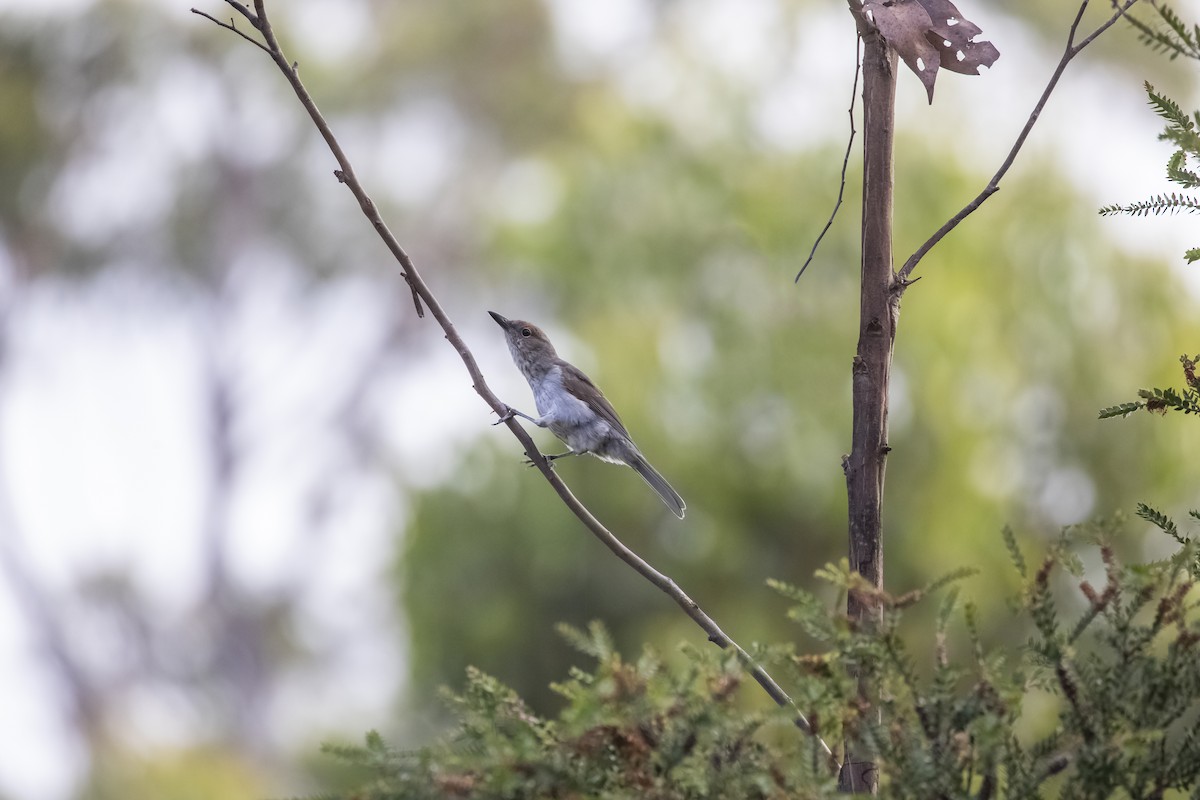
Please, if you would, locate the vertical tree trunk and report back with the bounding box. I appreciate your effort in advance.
[838,20,898,796]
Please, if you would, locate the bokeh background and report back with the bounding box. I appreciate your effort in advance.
[0,0,1197,797]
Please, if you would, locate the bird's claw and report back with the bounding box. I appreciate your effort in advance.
[493,405,516,426]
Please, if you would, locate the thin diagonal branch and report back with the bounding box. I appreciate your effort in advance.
[193,1,428,317]
[796,34,862,283]
[896,0,1140,285]
[194,0,839,772]
[190,9,271,55]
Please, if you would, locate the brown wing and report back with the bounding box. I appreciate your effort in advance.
[558,361,632,440]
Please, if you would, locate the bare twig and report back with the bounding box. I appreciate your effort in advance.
[796,35,863,283]
[194,0,839,771]
[190,9,271,55]
[896,0,1140,286]
[193,1,427,317]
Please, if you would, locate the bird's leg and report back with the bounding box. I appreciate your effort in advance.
[493,404,545,427]
[525,450,577,468]
[493,405,561,465]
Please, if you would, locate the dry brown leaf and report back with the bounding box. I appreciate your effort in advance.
[920,0,1000,76]
[864,0,940,102]
[863,0,999,103]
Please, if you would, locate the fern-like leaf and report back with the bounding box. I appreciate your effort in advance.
[1128,6,1200,60]
[1002,525,1027,579]
[1098,193,1200,217]
[1166,151,1200,189]
[1139,386,1200,415]
[1102,81,1200,263]
[1137,503,1185,545]
[937,587,960,634]
[1147,82,1192,127]
[924,566,979,598]
[1098,401,1146,419]
[556,621,614,660]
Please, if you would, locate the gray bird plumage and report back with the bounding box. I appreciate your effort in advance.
[489,311,685,519]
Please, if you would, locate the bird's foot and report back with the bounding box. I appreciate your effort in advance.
[494,404,543,427]
[524,451,572,468]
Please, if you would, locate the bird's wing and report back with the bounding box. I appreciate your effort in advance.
[559,362,632,440]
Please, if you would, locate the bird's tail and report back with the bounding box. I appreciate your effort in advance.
[627,453,686,519]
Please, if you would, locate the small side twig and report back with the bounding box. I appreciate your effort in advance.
[193,1,426,317]
[194,0,839,773]
[796,34,862,283]
[896,0,1140,286]
[189,9,270,55]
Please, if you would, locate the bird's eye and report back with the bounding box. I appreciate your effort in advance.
[521,328,532,337]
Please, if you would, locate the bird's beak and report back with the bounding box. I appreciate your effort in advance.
[488,311,511,329]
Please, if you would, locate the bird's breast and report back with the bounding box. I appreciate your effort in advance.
[531,367,615,455]
[532,367,587,422]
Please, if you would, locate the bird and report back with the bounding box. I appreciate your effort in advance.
[489,311,685,519]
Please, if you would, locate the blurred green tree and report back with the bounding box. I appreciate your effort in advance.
[0,1,1197,798]
[396,1,1200,722]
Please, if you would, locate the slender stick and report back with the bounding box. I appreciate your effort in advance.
[796,35,863,283]
[896,0,1140,285]
[837,12,897,794]
[192,1,838,770]
[191,9,272,54]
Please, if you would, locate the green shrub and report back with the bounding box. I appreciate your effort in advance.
[321,512,1200,798]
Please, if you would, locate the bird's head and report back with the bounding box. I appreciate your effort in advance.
[489,311,558,377]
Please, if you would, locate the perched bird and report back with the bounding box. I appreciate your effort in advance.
[489,311,685,519]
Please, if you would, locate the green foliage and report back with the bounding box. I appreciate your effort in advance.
[396,0,1200,725]
[1125,3,1200,61]
[1099,354,1200,419]
[1099,79,1200,262]
[331,520,1200,798]
[323,624,832,799]
[368,4,1200,796]
[1096,401,1145,420]
[1001,525,1027,579]
[1097,191,1200,216]
[1137,502,1185,545]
